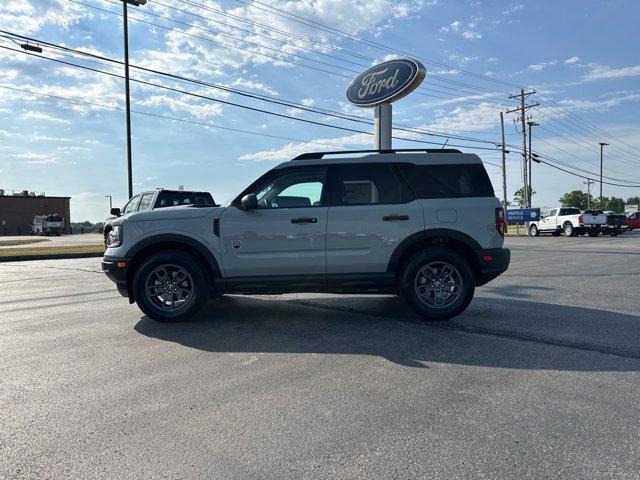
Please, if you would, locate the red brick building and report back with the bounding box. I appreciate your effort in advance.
[0,193,71,235]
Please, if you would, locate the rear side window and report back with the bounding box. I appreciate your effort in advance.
[397,163,494,199]
[560,208,580,215]
[155,192,215,208]
[332,164,413,205]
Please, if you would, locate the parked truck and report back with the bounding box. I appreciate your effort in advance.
[31,214,64,235]
[581,210,628,236]
[528,207,584,237]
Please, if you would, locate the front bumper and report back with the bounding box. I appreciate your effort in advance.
[102,255,131,298]
[475,247,510,286]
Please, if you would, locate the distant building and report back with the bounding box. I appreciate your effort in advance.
[0,190,71,235]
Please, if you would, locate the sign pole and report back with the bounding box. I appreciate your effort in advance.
[374,103,392,150]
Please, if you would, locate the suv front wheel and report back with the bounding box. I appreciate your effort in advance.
[133,250,209,322]
[399,249,475,321]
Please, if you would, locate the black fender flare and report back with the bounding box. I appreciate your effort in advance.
[124,233,222,277]
[387,228,482,273]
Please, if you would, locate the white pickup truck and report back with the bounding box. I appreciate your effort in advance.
[528,207,583,237]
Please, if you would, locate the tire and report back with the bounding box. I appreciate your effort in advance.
[132,250,209,322]
[563,222,575,237]
[551,230,561,237]
[529,224,539,237]
[399,249,475,321]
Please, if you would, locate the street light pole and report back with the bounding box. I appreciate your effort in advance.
[121,0,146,200]
[599,142,609,209]
[105,195,113,211]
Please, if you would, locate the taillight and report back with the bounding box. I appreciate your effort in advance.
[578,214,583,225]
[495,207,505,237]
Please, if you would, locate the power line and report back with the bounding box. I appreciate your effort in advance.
[0,43,506,152]
[69,0,513,110]
[229,0,523,89]
[0,83,368,150]
[3,35,637,188]
[0,30,509,146]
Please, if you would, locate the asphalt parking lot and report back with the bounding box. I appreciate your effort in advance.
[1,232,639,479]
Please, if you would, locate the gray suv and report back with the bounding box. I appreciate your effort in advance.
[102,149,509,322]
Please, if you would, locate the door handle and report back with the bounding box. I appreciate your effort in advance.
[383,215,409,221]
[291,217,317,224]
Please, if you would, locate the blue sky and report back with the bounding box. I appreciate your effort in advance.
[1,0,639,221]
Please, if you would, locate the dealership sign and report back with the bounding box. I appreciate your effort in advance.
[346,58,426,108]
[507,208,540,223]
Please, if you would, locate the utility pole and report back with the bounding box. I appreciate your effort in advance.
[583,180,594,210]
[506,89,538,208]
[500,111,508,232]
[105,195,113,211]
[527,121,539,207]
[599,142,609,209]
[121,0,147,200]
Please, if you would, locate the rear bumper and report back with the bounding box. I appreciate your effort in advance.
[101,256,130,298]
[475,247,510,286]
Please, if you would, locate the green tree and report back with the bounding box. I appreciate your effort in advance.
[559,190,592,210]
[626,196,640,206]
[513,187,536,207]
[602,196,625,213]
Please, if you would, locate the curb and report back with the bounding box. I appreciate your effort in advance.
[0,251,104,263]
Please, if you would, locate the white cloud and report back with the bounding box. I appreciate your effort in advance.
[9,152,58,164]
[0,0,86,34]
[424,103,499,133]
[461,30,482,40]
[230,78,278,96]
[19,111,70,123]
[564,56,581,65]
[583,64,640,81]
[528,60,558,71]
[33,135,71,142]
[558,93,640,112]
[239,133,371,161]
[502,4,524,15]
[136,0,424,76]
[440,20,482,40]
[138,94,223,119]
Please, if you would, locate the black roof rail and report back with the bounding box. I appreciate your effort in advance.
[293,148,462,161]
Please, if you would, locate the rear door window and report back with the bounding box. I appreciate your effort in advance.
[331,164,413,206]
[397,163,494,198]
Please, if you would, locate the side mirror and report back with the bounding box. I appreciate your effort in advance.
[240,194,259,210]
[110,207,121,216]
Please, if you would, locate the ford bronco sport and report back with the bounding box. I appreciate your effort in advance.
[102,149,510,322]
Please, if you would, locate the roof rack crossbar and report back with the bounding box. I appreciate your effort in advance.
[293,148,462,160]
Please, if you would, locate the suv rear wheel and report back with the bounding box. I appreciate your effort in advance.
[399,249,475,321]
[133,250,209,322]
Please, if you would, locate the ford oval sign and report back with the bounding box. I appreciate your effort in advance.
[346,59,426,108]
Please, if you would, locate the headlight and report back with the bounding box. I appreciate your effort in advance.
[105,225,122,247]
